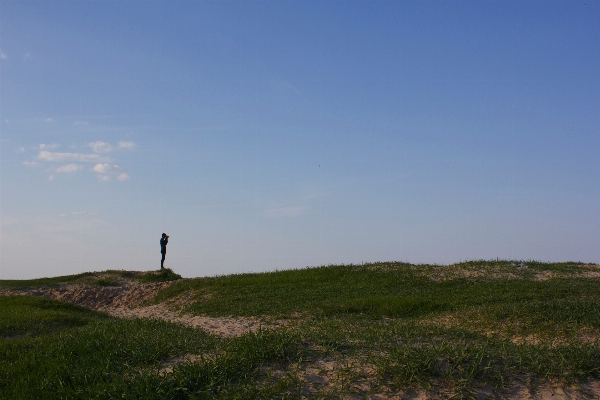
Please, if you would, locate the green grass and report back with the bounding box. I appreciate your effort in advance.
[0,270,136,290]
[89,278,120,286]
[0,296,304,399]
[2,260,600,398]
[133,268,182,283]
[154,261,600,320]
[0,296,107,339]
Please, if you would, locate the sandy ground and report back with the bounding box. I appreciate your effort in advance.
[0,275,278,336]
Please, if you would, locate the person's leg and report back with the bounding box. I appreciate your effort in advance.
[161,252,165,269]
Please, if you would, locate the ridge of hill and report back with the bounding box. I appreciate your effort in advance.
[2,260,600,399]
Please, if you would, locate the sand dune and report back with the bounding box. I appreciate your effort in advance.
[0,273,280,336]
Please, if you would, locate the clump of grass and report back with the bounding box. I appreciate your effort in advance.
[133,268,182,283]
[0,272,97,289]
[326,296,451,318]
[89,278,119,287]
[0,270,138,290]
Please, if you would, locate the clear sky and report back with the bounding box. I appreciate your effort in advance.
[1,1,598,279]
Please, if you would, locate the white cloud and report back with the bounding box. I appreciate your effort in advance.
[44,118,54,123]
[0,50,6,60]
[22,161,40,167]
[261,206,307,217]
[48,175,56,181]
[118,141,136,150]
[92,164,130,182]
[73,121,88,126]
[39,143,59,150]
[89,141,114,153]
[38,151,109,162]
[92,163,122,174]
[17,147,25,153]
[56,164,82,173]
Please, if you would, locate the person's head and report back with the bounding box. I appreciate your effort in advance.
[162,233,166,238]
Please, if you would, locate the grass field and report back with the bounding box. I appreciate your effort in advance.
[1,260,600,398]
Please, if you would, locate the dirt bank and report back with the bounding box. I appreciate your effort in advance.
[0,273,276,336]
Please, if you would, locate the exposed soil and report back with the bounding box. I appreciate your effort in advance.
[0,272,279,337]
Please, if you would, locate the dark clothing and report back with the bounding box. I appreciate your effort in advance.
[160,237,168,269]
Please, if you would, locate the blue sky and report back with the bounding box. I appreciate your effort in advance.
[1,1,599,279]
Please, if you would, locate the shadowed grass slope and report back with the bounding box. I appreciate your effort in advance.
[0,270,137,290]
[0,296,304,399]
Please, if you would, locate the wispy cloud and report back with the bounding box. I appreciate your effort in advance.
[55,164,82,173]
[17,147,26,153]
[38,151,109,162]
[89,141,113,153]
[261,206,307,217]
[92,163,122,174]
[93,163,129,182]
[44,118,54,123]
[24,52,30,61]
[0,50,6,60]
[118,141,136,150]
[27,141,133,182]
[39,143,59,150]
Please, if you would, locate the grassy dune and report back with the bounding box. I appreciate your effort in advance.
[1,260,600,398]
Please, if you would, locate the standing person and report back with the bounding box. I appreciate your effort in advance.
[160,233,169,270]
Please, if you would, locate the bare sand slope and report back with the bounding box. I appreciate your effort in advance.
[0,274,277,336]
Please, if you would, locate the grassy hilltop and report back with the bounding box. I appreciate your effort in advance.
[1,261,600,398]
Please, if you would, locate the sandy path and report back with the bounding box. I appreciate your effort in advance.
[103,303,279,336]
[0,279,276,336]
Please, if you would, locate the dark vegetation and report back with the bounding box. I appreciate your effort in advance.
[0,270,136,290]
[133,268,182,283]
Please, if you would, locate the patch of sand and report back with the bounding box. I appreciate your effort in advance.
[371,262,600,283]
[105,303,283,336]
[0,275,282,337]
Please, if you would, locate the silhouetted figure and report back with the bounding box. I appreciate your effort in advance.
[160,233,169,270]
